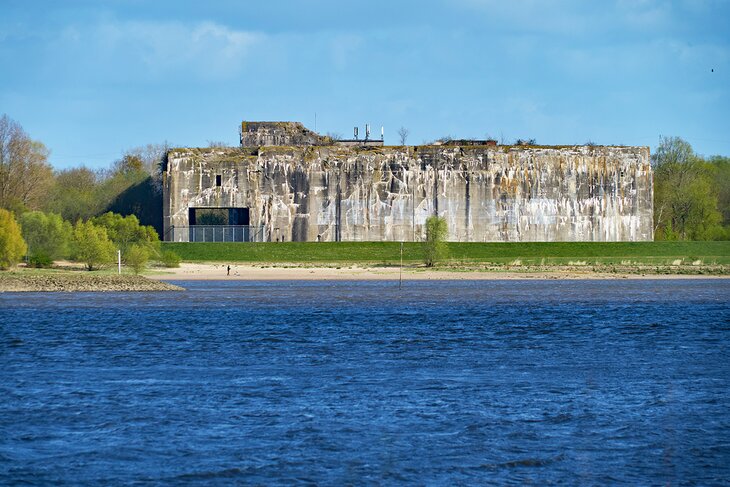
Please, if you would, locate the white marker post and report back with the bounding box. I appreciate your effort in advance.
[118,250,121,275]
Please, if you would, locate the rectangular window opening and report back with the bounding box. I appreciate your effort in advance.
[216,175,222,187]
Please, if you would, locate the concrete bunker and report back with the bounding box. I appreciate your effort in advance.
[163,121,654,242]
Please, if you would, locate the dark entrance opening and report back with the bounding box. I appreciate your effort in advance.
[188,208,249,226]
[187,207,253,242]
[229,208,250,225]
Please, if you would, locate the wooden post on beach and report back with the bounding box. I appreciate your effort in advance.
[117,250,121,275]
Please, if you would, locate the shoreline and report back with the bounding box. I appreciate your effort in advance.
[0,273,184,292]
[147,263,730,281]
[1,263,726,292]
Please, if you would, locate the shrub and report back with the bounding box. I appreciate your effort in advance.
[28,252,54,268]
[92,212,160,255]
[705,225,730,241]
[125,244,149,275]
[0,209,27,270]
[71,220,116,271]
[19,211,72,267]
[160,250,181,268]
[423,216,448,267]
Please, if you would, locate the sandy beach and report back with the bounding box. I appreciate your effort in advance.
[147,263,729,281]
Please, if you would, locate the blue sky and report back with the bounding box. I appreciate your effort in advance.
[1,0,728,169]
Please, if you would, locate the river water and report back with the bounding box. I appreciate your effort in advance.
[1,279,729,485]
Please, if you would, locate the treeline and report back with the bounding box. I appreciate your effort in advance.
[652,136,730,240]
[0,209,180,271]
[0,113,179,271]
[0,114,165,231]
[1,111,729,256]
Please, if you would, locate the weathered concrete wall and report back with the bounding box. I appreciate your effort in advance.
[240,122,329,147]
[163,144,653,242]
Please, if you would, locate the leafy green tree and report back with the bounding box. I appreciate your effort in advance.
[19,211,72,267]
[652,136,723,240]
[46,166,102,222]
[423,215,448,267]
[45,142,167,224]
[113,154,144,174]
[125,244,149,275]
[707,155,730,228]
[92,212,160,256]
[0,208,27,270]
[71,220,116,271]
[117,144,168,178]
[95,159,146,211]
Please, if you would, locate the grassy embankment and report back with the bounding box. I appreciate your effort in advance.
[163,241,730,267]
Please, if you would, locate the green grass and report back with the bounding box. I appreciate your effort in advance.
[163,242,418,264]
[162,241,730,266]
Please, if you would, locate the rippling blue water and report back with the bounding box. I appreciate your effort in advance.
[1,279,729,485]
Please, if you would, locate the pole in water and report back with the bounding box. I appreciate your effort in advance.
[399,242,403,290]
[117,250,121,275]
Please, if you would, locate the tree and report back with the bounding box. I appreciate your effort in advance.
[423,215,448,267]
[0,114,54,212]
[45,144,167,231]
[45,166,101,222]
[71,220,116,271]
[113,144,168,179]
[514,138,537,146]
[707,155,730,228]
[112,143,169,193]
[112,153,144,174]
[0,208,27,270]
[325,132,342,143]
[92,212,160,257]
[398,127,410,145]
[207,141,229,148]
[125,244,150,275]
[97,165,149,212]
[19,211,72,267]
[652,136,722,240]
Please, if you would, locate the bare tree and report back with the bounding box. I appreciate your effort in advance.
[514,138,536,146]
[0,114,53,212]
[398,127,410,145]
[118,143,170,184]
[326,132,342,142]
[207,140,229,148]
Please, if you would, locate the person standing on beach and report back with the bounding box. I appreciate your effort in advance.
[227,265,231,276]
